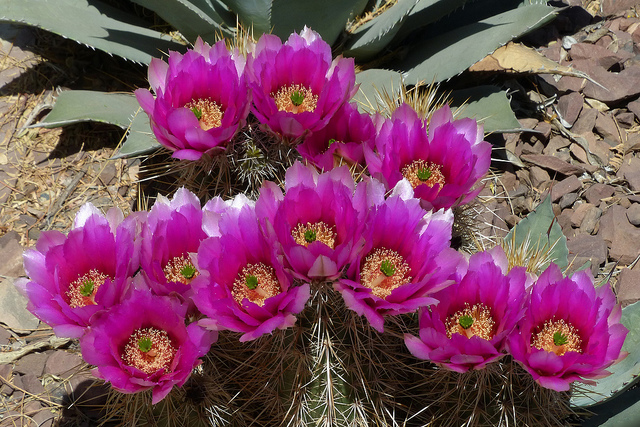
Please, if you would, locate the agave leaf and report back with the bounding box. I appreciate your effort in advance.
[0,0,183,64]
[451,85,521,133]
[503,195,569,272]
[219,0,272,36]
[394,0,469,41]
[130,0,232,43]
[34,90,160,157]
[343,0,419,61]
[571,301,640,408]
[271,0,369,46]
[352,68,404,114]
[581,385,640,426]
[399,3,557,84]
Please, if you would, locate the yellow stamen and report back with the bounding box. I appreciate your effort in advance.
[445,303,495,340]
[272,84,318,114]
[532,318,582,356]
[163,255,199,285]
[232,263,282,307]
[122,327,176,375]
[401,159,446,190]
[291,221,337,248]
[360,248,412,299]
[66,269,111,308]
[184,98,223,130]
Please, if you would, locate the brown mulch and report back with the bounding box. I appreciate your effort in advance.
[2,0,640,425]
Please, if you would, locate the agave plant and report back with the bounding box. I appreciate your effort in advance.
[1,0,558,157]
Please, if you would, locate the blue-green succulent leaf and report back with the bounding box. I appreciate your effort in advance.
[219,0,272,36]
[451,86,521,133]
[343,0,419,61]
[572,301,640,408]
[271,0,369,46]
[504,194,569,271]
[400,3,556,83]
[395,0,469,41]
[352,69,404,114]
[0,0,183,64]
[130,0,232,42]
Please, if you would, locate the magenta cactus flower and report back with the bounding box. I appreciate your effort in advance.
[296,102,375,170]
[135,38,251,160]
[248,27,357,140]
[507,264,628,392]
[79,289,215,404]
[140,188,210,309]
[404,246,528,373]
[255,162,368,282]
[365,104,492,211]
[192,203,310,342]
[334,196,463,332]
[16,204,141,338]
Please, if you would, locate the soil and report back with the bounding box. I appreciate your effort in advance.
[1,0,640,426]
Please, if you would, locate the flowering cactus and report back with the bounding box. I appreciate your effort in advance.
[135,38,251,160]
[16,203,141,338]
[248,27,357,140]
[404,246,527,372]
[365,103,492,211]
[79,289,215,404]
[508,264,628,392]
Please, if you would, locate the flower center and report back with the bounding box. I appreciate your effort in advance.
[272,84,318,114]
[66,269,111,308]
[360,248,412,299]
[401,160,446,190]
[291,221,336,248]
[232,262,282,307]
[445,303,495,340]
[163,255,199,285]
[122,327,176,375]
[532,318,583,356]
[184,98,223,131]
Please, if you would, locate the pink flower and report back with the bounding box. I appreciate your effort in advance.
[248,27,357,140]
[192,204,310,342]
[255,162,368,282]
[507,264,628,391]
[135,38,251,160]
[296,102,374,170]
[16,204,141,338]
[140,188,212,310]
[405,247,527,373]
[79,290,215,404]
[365,104,491,211]
[334,196,463,332]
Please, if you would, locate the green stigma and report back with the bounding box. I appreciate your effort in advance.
[290,90,305,107]
[459,315,474,329]
[304,229,317,243]
[245,275,259,290]
[416,167,432,181]
[138,337,153,353]
[180,264,197,280]
[328,138,337,147]
[380,260,396,277]
[553,331,569,346]
[79,279,95,297]
[191,107,202,120]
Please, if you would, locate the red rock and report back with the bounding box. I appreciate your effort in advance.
[615,110,635,127]
[44,351,83,376]
[567,234,608,268]
[569,42,623,68]
[598,204,640,264]
[557,92,584,127]
[628,99,640,121]
[579,206,603,234]
[0,231,24,277]
[616,267,640,306]
[533,121,553,141]
[557,75,586,92]
[619,156,640,191]
[595,112,622,143]
[559,192,579,209]
[585,183,616,204]
[581,61,640,103]
[551,175,582,202]
[571,203,596,227]
[521,154,586,176]
[557,208,576,238]
[627,203,640,225]
[588,137,612,165]
[573,107,598,135]
[602,0,639,16]
[498,171,518,193]
[21,373,45,395]
[529,166,551,188]
[543,135,571,155]
[14,352,48,377]
[32,408,55,427]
